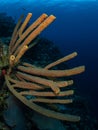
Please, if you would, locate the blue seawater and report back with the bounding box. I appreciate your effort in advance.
[0,0,98,120]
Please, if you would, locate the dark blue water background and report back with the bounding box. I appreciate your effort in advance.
[0,0,98,119]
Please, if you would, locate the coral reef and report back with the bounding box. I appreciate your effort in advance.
[0,13,15,37]
[0,87,10,130]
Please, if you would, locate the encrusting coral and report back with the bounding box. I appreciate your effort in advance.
[0,13,85,122]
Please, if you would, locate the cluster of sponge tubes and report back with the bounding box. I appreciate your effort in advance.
[4,13,85,122]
